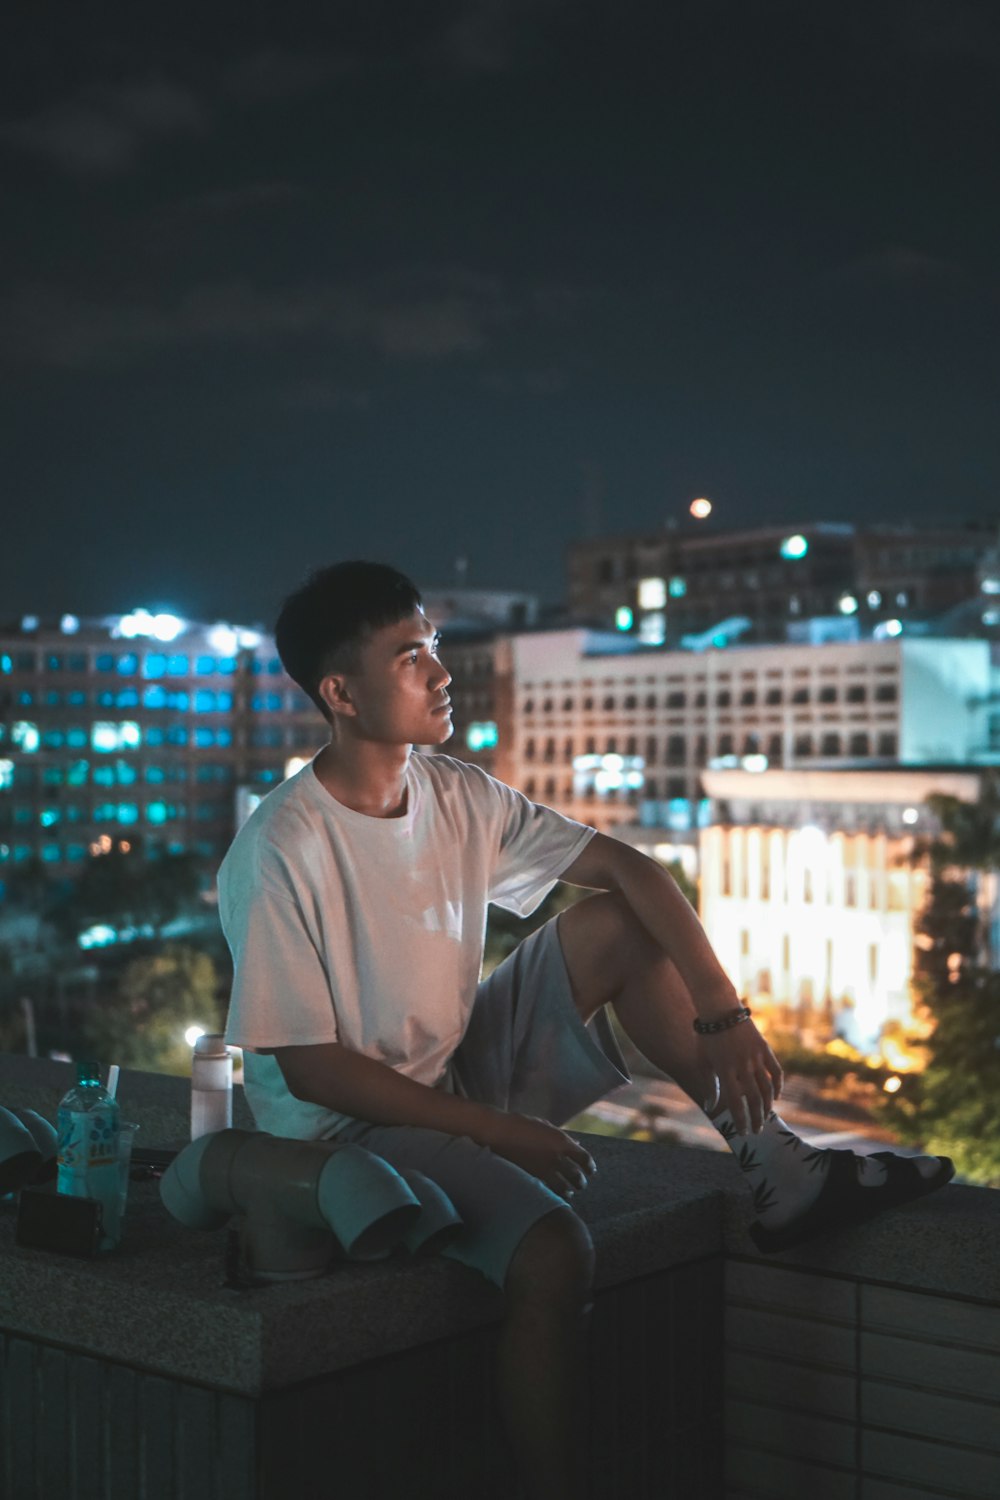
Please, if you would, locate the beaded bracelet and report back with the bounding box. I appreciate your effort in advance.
[692,1004,753,1036]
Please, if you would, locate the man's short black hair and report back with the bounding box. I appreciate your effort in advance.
[275,561,422,716]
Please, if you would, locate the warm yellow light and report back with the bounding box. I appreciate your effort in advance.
[883,1075,902,1094]
[689,497,713,519]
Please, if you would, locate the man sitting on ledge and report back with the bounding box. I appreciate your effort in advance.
[218,560,953,1500]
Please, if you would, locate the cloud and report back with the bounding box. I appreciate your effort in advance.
[222,49,360,102]
[1,78,207,177]
[0,268,513,371]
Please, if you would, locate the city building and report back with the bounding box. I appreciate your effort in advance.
[0,611,323,873]
[696,764,992,1053]
[504,629,998,839]
[567,520,999,648]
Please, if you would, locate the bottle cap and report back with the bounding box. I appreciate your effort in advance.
[193,1033,229,1058]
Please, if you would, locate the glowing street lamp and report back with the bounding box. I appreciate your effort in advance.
[689,497,712,520]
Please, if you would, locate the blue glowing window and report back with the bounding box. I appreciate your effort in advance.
[67,760,89,786]
[116,763,137,786]
[117,654,138,675]
[17,692,34,706]
[45,691,60,706]
[254,769,279,784]
[118,804,139,825]
[42,730,65,749]
[251,660,263,675]
[167,655,189,676]
[143,654,167,678]
[40,808,60,827]
[41,845,62,863]
[46,655,64,672]
[217,692,233,711]
[145,766,166,784]
[195,656,216,675]
[92,768,114,787]
[266,693,282,711]
[94,803,116,822]
[66,845,87,862]
[194,691,216,713]
[97,691,115,708]
[66,729,88,749]
[218,658,237,675]
[117,689,139,708]
[166,727,188,746]
[215,729,232,747]
[251,694,265,711]
[143,686,167,709]
[43,768,64,785]
[194,728,213,748]
[67,691,86,706]
[145,728,165,746]
[96,654,114,672]
[267,658,282,675]
[13,845,32,861]
[169,691,189,711]
[0,654,11,674]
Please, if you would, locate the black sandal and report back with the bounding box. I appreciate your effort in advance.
[748,1149,955,1254]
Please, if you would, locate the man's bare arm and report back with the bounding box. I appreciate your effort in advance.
[270,1042,596,1198]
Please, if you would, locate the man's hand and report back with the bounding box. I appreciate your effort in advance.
[482,1112,597,1200]
[698,1022,783,1135]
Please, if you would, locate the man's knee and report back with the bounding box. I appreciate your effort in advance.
[504,1207,595,1309]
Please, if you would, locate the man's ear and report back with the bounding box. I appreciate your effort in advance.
[317,673,357,720]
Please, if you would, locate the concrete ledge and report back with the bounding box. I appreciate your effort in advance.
[2,1054,993,1400]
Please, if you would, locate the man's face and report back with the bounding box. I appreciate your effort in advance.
[327,610,454,746]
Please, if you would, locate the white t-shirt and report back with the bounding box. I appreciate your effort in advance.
[219,752,595,1139]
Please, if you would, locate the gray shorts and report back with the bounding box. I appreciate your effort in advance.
[336,914,630,1289]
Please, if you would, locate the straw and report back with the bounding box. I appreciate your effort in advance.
[106,1064,120,1100]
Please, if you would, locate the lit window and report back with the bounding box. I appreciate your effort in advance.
[117,688,139,708]
[779,535,809,560]
[466,721,499,752]
[166,727,188,746]
[66,728,87,748]
[0,655,11,674]
[117,804,139,825]
[638,578,667,611]
[668,577,687,598]
[96,654,114,672]
[41,845,62,863]
[43,729,65,749]
[839,595,858,615]
[0,759,13,789]
[867,590,881,607]
[196,656,216,675]
[12,722,40,753]
[216,729,232,747]
[144,686,167,710]
[67,691,86,707]
[266,658,282,675]
[195,690,216,712]
[167,655,190,676]
[67,760,89,786]
[47,655,64,672]
[615,607,633,631]
[195,728,214,748]
[40,808,60,827]
[143,654,167,678]
[219,658,238,675]
[217,692,233,712]
[639,612,666,645]
[117,654,138,675]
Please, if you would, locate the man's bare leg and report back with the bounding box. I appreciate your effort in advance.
[496,1206,594,1500]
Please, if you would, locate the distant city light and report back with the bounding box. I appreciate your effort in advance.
[902,807,919,825]
[615,606,634,631]
[21,616,39,631]
[573,752,644,798]
[982,579,1000,595]
[883,1075,902,1094]
[779,534,809,560]
[638,611,666,645]
[638,577,667,611]
[12,721,40,753]
[867,590,882,608]
[0,760,13,789]
[668,576,687,598]
[838,594,859,615]
[60,614,80,634]
[741,754,768,773]
[208,624,240,655]
[184,1025,207,1048]
[689,498,713,519]
[117,609,186,642]
[466,720,499,752]
[875,618,903,638]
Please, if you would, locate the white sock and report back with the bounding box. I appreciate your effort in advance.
[712,1110,941,1229]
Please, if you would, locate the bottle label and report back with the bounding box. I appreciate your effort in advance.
[57,1110,119,1173]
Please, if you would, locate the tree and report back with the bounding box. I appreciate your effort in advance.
[85,943,222,1076]
[881,778,1000,1185]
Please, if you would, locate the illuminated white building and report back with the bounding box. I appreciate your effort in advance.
[697,766,987,1051]
[505,629,997,838]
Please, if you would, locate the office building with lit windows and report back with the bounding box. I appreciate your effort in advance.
[0,611,323,873]
[567,521,999,648]
[696,764,996,1053]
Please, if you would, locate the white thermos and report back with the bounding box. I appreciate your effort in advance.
[191,1033,233,1140]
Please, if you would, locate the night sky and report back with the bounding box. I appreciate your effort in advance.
[3,1,999,626]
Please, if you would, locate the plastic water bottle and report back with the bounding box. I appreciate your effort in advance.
[191,1034,233,1140]
[57,1060,121,1250]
